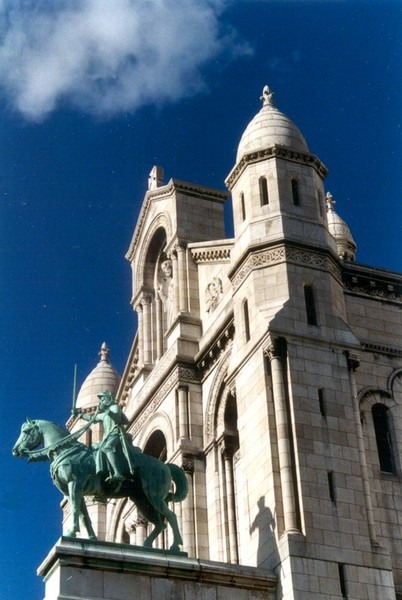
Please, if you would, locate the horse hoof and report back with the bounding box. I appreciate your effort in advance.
[65,531,77,538]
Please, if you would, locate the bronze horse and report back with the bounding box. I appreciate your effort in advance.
[12,418,188,551]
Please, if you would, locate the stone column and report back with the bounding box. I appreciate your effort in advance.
[170,252,180,322]
[182,457,196,556]
[125,520,136,545]
[177,384,189,440]
[136,303,144,367]
[346,352,377,544]
[176,243,189,313]
[222,444,238,564]
[155,294,163,359]
[265,339,299,534]
[141,295,152,365]
[135,515,148,547]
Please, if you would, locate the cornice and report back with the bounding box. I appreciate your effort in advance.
[225,144,328,190]
[190,244,232,263]
[362,343,402,358]
[342,267,402,304]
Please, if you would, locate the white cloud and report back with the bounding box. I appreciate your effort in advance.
[0,0,250,121]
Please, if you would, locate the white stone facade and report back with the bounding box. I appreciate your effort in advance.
[77,89,402,599]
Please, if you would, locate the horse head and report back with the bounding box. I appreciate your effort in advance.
[12,418,43,458]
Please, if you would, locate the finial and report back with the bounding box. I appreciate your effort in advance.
[260,85,275,107]
[326,191,336,211]
[148,165,164,191]
[99,342,110,363]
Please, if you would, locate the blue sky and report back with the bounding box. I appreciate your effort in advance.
[1,1,401,598]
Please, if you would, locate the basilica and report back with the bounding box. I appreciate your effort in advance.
[65,86,402,599]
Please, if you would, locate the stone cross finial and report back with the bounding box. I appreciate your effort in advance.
[260,85,275,107]
[326,191,336,211]
[148,165,164,190]
[99,342,110,363]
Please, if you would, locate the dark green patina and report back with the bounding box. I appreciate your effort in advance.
[12,392,188,552]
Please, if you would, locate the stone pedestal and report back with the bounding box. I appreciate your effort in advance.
[38,537,277,600]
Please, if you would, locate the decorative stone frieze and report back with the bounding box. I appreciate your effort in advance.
[230,244,341,291]
[190,246,232,263]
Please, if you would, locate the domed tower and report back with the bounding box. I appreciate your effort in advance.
[65,343,121,540]
[226,85,336,261]
[326,191,357,261]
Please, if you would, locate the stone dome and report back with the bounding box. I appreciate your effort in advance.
[326,192,357,261]
[236,85,309,163]
[75,342,121,411]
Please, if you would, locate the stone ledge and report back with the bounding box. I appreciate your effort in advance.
[39,537,277,600]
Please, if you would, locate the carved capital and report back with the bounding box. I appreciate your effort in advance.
[141,294,153,307]
[344,351,360,372]
[182,455,194,474]
[135,514,148,528]
[264,337,287,360]
[124,520,137,535]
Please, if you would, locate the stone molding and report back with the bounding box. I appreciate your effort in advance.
[230,244,341,290]
[362,343,402,358]
[343,275,402,304]
[225,144,328,190]
[204,350,232,445]
[190,246,232,263]
[130,364,199,438]
[197,318,235,378]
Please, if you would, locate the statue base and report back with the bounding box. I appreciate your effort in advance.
[38,537,277,600]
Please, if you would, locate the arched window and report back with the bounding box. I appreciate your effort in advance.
[372,403,394,473]
[291,179,300,206]
[304,284,318,326]
[144,430,167,462]
[240,193,246,221]
[259,177,269,206]
[243,299,250,341]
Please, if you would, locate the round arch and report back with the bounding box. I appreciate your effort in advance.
[136,410,174,458]
[135,213,173,293]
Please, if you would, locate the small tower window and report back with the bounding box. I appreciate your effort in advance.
[291,179,300,206]
[304,284,318,326]
[259,177,269,206]
[240,193,246,221]
[372,403,394,473]
[243,299,250,342]
[317,190,324,218]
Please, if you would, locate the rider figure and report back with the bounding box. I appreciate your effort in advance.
[74,391,129,483]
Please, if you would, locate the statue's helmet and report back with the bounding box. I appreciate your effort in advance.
[97,390,114,406]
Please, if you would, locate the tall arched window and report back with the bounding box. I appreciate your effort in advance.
[259,177,269,206]
[304,284,318,326]
[291,179,300,206]
[243,299,250,341]
[240,193,246,221]
[372,403,394,473]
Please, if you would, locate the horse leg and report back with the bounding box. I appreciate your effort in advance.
[131,496,166,548]
[65,480,82,538]
[153,499,183,552]
[80,498,97,540]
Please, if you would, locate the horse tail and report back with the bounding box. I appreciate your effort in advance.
[165,463,188,503]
